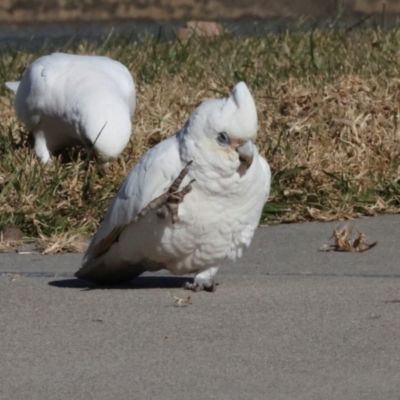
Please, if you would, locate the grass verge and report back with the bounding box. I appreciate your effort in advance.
[1,25,400,249]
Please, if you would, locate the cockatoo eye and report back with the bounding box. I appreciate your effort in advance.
[216,132,231,147]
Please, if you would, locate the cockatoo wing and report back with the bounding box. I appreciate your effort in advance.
[80,134,183,270]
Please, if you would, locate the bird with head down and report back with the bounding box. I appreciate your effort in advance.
[6,52,136,165]
[75,82,271,292]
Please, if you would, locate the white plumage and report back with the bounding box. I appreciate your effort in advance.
[6,52,136,164]
[75,82,271,291]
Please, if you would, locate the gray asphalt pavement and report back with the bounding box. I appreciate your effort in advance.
[1,215,400,400]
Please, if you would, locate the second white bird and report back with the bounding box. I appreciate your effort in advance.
[6,52,136,164]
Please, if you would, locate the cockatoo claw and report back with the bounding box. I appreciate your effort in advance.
[183,280,217,292]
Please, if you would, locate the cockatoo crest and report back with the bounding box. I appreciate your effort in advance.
[220,81,258,141]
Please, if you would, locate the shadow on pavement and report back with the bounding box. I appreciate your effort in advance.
[48,276,192,290]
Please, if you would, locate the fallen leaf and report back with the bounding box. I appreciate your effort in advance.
[320,224,377,252]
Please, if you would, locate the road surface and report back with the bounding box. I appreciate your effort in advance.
[1,215,400,399]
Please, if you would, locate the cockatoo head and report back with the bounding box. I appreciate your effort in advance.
[182,82,258,175]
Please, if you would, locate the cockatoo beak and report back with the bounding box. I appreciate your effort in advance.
[236,140,254,168]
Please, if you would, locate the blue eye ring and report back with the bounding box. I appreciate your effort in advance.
[216,132,231,147]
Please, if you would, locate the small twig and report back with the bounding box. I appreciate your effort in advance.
[169,291,192,307]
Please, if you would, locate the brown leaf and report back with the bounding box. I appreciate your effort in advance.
[320,225,377,253]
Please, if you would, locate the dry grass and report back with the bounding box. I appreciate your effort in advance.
[0,239,22,252]
[0,227,23,251]
[1,26,400,246]
[36,233,89,254]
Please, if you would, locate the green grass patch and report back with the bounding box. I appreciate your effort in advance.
[1,25,400,242]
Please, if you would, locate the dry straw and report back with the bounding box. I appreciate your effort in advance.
[0,27,400,251]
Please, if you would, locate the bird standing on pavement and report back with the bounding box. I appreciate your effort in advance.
[75,82,271,292]
[6,52,136,165]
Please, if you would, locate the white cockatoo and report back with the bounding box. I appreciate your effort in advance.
[75,82,271,292]
[6,52,136,165]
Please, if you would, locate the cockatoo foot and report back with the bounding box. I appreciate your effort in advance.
[183,280,217,292]
[138,161,195,224]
